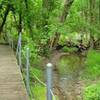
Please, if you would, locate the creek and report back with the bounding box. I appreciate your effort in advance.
[53,53,86,100]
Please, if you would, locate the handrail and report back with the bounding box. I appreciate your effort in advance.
[16,33,22,69]
[26,48,30,96]
[31,72,46,87]
[16,33,21,56]
[15,33,57,100]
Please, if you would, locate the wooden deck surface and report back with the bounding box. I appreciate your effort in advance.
[0,45,28,100]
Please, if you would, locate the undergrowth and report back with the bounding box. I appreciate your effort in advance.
[80,50,100,80]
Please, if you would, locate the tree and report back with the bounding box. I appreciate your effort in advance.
[0,3,10,34]
[49,0,74,49]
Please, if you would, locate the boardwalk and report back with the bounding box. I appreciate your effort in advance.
[0,45,28,100]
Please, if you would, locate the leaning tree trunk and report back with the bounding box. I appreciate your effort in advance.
[18,0,23,35]
[0,4,10,34]
[60,0,74,23]
[18,12,22,35]
[49,0,74,49]
[24,0,28,9]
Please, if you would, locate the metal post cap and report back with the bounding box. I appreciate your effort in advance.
[47,63,53,67]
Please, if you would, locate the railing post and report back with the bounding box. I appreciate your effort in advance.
[17,33,22,69]
[46,63,53,100]
[26,48,30,96]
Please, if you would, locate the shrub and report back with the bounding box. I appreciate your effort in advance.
[80,50,100,80]
[83,83,100,100]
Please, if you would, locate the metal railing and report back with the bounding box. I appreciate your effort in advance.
[16,33,22,69]
[15,33,57,100]
[46,63,53,100]
[26,48,30,96]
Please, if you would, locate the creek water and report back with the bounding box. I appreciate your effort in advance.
[53,53,86,100]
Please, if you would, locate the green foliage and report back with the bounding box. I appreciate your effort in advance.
[30,83,46,100]
[30,83,59,100]
[83,83,100,100]
[81,50,100,80]
[62,46,78,52]
[29,67,45,99]
[30,67,43,80]
[1,0,100,99]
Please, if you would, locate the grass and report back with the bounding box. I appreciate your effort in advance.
[30,67,43,80]
[80,50,100,80]
[29,67,46,100]
[80,50,100,100]
[29,67,59,100]
[83,81,100,100]
[30,83,46,100]
[62,46,78,52]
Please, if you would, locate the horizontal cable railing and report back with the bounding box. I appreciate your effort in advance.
[14,33,57,100]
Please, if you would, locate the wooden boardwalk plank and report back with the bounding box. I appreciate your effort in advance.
[0,45,28,100]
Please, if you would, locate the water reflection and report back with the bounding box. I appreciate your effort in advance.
[53,54,86,100]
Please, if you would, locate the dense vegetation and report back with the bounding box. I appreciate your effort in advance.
[0,0,100,100]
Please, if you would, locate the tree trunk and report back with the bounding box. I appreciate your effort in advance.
[18,0,23,35]
[24,0,28,9]
[50,0,74,49]
[18,12,22,34]
[0,4,10,34]
[60,0,74,23]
